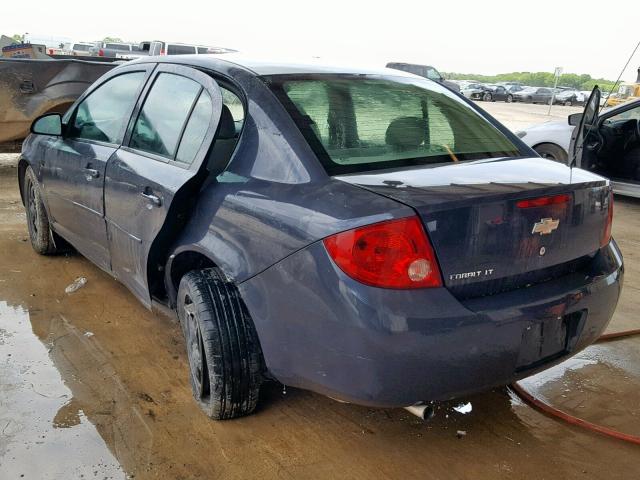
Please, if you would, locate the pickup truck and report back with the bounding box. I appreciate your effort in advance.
[0,57,115,151]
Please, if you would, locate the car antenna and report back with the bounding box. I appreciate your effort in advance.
[599,39,640,115]
[571,39,640,168]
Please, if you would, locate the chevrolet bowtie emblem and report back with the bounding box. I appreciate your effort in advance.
[532,218,560,235]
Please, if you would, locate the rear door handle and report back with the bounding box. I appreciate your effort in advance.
[83,168,100,179]
[140,191,162,207]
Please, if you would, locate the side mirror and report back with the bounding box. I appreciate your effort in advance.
[568,113,582,127]
[31,113,63,136]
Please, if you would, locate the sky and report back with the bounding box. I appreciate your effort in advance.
[2,0,639,82]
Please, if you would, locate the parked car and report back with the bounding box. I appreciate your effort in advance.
[19,56,622,420]
[477,84,514,102]
[513,87,554,104]
[553,89,587,106]
[504,84,524,93]
[148,41,236,56]
[385,62,460,92]
[89,42,144,59]
[461,82,486,98]
[517,91,640,197]
[62,42,95,56]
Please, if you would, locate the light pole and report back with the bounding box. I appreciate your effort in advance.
[548,66,562,115]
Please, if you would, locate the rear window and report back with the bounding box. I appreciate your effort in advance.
[167,44,196,55]
[73,44,91,51]
[269,75,520,175]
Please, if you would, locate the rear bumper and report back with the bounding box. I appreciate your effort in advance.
[240,240,623,407]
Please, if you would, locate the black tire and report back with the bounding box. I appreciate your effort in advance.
[177,268,263,420]
[506,94,513,103]
[534,143,568,163]
[483,92,492,102]
[23,166,58,255]
[564,100,573,106]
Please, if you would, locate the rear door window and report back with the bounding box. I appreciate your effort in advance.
[69,72,146,144]
[129,73,202,158]
[175,92,213,165]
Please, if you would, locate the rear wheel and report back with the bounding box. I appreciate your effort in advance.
[177,268,263,420]
[23,166,58,255]
[483,92,492,102]
[534,143,568,163]
[506,94,513,103]
[564,100,573,106]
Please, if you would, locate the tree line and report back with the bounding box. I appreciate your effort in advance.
[443,71,618,92]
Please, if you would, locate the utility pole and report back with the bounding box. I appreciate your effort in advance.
[548,67,562,115]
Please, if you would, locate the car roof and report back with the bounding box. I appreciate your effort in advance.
[147,53,425,78]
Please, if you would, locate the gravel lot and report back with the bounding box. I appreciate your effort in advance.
[476,100,584,131]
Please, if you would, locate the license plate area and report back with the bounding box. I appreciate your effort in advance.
[516,310,585,372]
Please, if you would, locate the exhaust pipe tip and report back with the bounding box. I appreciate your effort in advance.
[404,403,435,420]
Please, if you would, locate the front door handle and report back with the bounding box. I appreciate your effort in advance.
[140,191,162,207]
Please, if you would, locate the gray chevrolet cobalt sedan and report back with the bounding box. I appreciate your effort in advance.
[19,55,622,419]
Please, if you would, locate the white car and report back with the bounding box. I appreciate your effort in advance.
[515,120,574,162]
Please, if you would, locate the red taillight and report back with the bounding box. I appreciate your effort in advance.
[160,49,165,55]
[98,49,104,56]
[516,194,571,209]
[601,191,613,247]
[323,216,442,289]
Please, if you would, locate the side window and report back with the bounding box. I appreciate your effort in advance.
[197,47,208,54]
[198,87,245,173]
[222,88,245,124]
[175,91,213,165]
[69,72,146,144]
[130,73,202,158]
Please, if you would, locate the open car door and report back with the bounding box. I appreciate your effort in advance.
[569,86,601,168]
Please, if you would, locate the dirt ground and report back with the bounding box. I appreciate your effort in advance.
[1,103,640,479]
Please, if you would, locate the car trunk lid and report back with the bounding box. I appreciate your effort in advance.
[337,158,611,299]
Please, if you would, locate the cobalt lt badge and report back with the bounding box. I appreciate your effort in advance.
[532,218,559,235]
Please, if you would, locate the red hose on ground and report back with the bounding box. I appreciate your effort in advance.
[511,329,640,445]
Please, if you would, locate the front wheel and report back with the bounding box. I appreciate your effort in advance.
[23,166,58,255]
[483,92,492,102]
[177,268,264,420]
[506,94,513,103]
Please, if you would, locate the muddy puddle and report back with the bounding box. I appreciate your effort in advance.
[0,302,125,479]
[1,170,640,479]
[518,337,640,436]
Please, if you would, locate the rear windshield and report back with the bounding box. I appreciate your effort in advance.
[268,75,520,175]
